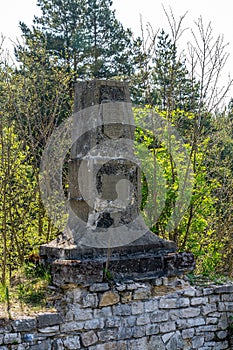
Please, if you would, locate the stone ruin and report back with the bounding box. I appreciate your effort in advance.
[40,80,195,286]
[2,80,233,350]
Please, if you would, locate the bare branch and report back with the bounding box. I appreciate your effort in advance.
[189,16,232,118]
[162,5,188,43]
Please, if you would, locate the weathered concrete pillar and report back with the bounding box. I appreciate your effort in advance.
[69,80,138,229]
[40,80,195,286]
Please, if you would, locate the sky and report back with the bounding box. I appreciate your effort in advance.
[0,0,233,97]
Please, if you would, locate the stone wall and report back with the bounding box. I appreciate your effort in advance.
[1,278,233,349]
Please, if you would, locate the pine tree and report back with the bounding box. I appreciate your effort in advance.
[151,30,199,112]
[19,0,135,79]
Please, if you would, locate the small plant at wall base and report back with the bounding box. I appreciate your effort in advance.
[0,285,11,319]
[103,267,114,282]
[17,262,52,307]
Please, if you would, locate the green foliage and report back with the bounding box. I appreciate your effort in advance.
[0,122,56,283]
[0,285,7,303]
[134,107,191,238]
[0,124,37,283]
[0,41,68,283]
[203,114,233,274]
[134,105,226,274]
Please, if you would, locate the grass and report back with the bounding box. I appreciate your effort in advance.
[0,262,58,320]
[187,272,233,286]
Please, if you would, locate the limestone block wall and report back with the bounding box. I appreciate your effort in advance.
[0,278,233,349]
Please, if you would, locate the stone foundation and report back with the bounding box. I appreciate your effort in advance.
[43,250,195,286]
[1,278,233,349]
